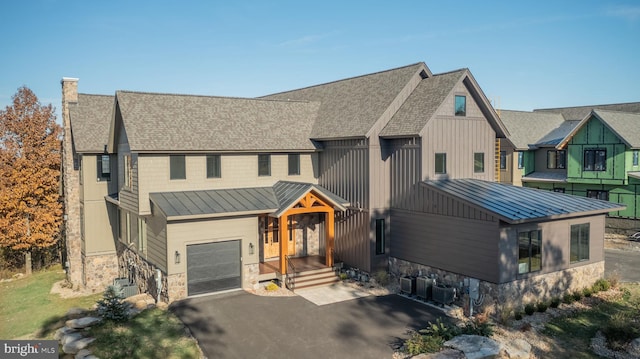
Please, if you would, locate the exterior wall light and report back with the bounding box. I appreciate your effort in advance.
[249,243,254,255]
[174,250,181,264]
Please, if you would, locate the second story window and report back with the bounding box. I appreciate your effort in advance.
[97,155,111,182]
[435,153,446,174]
[587,190,608,201]
[170,155,186,180]
[455,95,466,116]
[547,150,566,169]
[206,154,221,178]
[517,152,524,169]
[584,149,606,171]
[499,151,507,169]
[258,154,271,176]
[633,150,639,167]
[474,152,484,173]
[288,154,300,176]
[123,154,132,189]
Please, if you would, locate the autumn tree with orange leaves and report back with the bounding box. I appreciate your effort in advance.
[0,87,62,274]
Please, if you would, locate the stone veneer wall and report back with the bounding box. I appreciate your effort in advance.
[294,214,321,256]
[389,257,605,318]
[117,242,169,303]
[83,253,119,291]
[245,263,259,291]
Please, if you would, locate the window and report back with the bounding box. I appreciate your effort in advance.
[584,149,606,171]
[553,188,565,193]
[474,153,485,173]
[633,150,639,166]
[170,155,186,180]
[587,190,609,201]
[570,223,589,263]
[435,153,446,174]
[288,154,300,176]
[518,230,541,274]
[97,155,111,181]
[499,151,507,169]
[123,155,132,189]
[206,154,221,178]
[517,152,524,169]
[375,219,385,255]
[258,154,271,176]
[454,95,466,116]
[547,150,566,169]
[138,218,146,252]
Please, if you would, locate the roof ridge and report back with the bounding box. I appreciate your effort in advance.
[432,68,468,76]
[260,62,425,98]
[593,108,640,115]
[78,93,114,98]
[115,90,314,104]
[535,101,640,111]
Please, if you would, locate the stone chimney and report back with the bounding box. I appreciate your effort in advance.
[61,77,83,287]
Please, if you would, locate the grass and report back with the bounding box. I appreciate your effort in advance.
[88,308,201,359]
[0,265,101,339]
[542,283,640,358]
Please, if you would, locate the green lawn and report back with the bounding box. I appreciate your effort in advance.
[0,265,101,339]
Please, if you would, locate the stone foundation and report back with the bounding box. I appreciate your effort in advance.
[83,253,118,291]
[167,273,186,302]
[389,257,605,318]
[245,263,259,290]
[117,242,169,303]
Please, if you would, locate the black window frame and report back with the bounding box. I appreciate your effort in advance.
[547,150,566,169]
[570,223,590,263]
[375,218,385,255]
[258,154,271,177]
[97,154,111,182]
[435,153,446,174]
[454,95,466,116]
[583,149,606,171]
[518,229,542,274]
[206,154,221,178]
[553,188,565,193]
[587,189,609,201]
[499,150,507,170]
[170,155,186,180]
[288,153,300,176]
[474,152,484,173]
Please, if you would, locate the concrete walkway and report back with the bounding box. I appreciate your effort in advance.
[295,283,371,306]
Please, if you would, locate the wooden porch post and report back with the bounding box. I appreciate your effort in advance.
[326,209,335,267]
[279,214,288,275]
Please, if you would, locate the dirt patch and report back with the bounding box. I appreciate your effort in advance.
[50,280,100,299]
[605,233,640,251]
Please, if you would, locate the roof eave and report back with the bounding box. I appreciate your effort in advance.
[165,209,278,221]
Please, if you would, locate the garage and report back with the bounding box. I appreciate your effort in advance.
[187,240,241,296]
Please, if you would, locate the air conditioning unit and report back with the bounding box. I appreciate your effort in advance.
[121,284,138,298]
[400,276,416,295]
[416,277,434,301]
[113,277,130,287]
[432,284,455,306]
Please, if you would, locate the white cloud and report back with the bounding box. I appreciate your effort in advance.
[606,5,640,21]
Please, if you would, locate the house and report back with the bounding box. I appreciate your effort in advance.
[498,102,640,232]
[61,63,624,315]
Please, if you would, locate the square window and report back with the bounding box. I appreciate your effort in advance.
[288,154,300,176]
[474,153,484,173]
[587,190,608,201]
[517,152,524,169]
[206,154,221,178]
[435,153,446,174]
[570,223,589,263]
[97,155,111,182]
[455,95,466,116]
[584,149,606,171]
[170,155,186,180]
[258,154,271,176]
[500,151,506,169]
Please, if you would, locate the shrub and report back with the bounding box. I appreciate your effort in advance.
[405,331,444,355]
[572,290,583,301]
[550,297,561,308]
[592,278,611,292]
[582,287,593,298]
[606,273,620,289]
[460,314,494,337]
[563,293,576,304]
[339,273,348,280]
[96,285,130,322]
[602,312,640,351]
[422,318,459,341]
[373,270,389,286]
[265,281,279,291]
[524,303,536,316]
[514,311,523,321]
[536,301,548,313]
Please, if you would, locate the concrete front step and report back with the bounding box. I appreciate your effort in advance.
[291,268,340,290]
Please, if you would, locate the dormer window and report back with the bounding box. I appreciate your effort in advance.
[455,95,466,116]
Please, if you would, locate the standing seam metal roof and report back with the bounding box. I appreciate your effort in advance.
[422,179,624,223]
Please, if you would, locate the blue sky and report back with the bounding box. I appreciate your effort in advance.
[1,1,639,120]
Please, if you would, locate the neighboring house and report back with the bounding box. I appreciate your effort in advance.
[61,63,624,316]
[499,103,640,230]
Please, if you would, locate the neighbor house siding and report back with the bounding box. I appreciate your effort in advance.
[319,139,371,271]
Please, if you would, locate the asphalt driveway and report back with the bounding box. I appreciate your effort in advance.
[171,291,445,359]
[605,248,640,282]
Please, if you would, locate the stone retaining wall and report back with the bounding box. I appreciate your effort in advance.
[389,257,605,318]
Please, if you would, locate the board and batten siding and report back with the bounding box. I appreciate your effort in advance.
[319,139,371,271]
[499,215,606,284]
[422,81,496,181]
[117,120,139,213]
[387,137,422,209]
[146,209,168,272]
[136,153,318,215]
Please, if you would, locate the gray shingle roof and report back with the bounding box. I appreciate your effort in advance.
[535,120,580,147]
[150,181,349,220]
[535,102,640,120]
[498,110,565,149]
[262,63,425,139]
[115,91,320,152]
[380,70,465,137]
[422,179,624,224]
[591,110,640,148]
[69,94,114,153]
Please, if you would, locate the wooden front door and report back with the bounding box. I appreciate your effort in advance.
[264,217,280,259]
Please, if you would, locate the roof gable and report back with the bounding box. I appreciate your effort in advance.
[559,109,640,149]
[114,91,321,152]
[69,94,114,153]
[262,63,428,139]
